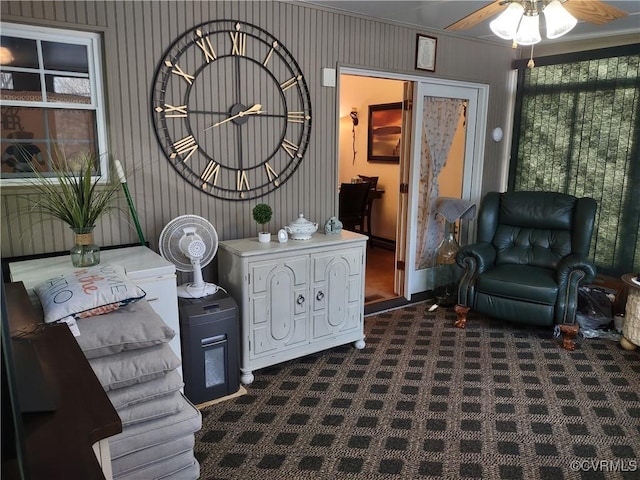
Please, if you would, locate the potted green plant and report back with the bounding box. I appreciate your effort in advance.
[252,203,273,243]
[22,147,122,267]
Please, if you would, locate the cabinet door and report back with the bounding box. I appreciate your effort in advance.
[249,255,309,357]
[311,248,363,340]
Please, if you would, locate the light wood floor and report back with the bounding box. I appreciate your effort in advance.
[364,247,397,304]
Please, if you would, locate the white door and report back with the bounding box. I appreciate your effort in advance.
[404,81,488,298]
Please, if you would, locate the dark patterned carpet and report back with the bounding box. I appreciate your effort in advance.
[194,304,640,479]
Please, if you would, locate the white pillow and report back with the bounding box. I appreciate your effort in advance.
[34,263,146,324]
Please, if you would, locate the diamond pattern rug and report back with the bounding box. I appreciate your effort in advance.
[195,304,640,479]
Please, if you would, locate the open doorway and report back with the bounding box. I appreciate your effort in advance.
[338,70,487,308]
[338,74,403,305]
[338,74,472,306]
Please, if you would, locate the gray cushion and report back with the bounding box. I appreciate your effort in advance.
[117,390,184,427]
[158,460,199,480]
[111,434,194,477]
[109,394,201,459]
[34,264,146,324]
[114,451,198,480]
[88,343,180,391]
[76,299,175,359]
[107,370,183,409]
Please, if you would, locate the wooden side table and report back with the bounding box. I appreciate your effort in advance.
[620,273,640,350]
[4,282,122,479]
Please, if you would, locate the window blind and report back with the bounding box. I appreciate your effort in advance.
[509,46,640,277]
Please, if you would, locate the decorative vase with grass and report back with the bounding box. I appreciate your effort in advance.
[252,203,273,243]
[23,148,122,267]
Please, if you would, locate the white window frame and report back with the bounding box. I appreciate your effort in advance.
[0,22,108,186]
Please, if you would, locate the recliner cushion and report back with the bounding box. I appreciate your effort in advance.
[494,225,571,269]
[500,192,576,230]
[475,265,558,305]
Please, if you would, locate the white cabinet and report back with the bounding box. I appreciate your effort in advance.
[218,231,367,384]
[9,246,182,376]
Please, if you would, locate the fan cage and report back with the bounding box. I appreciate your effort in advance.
[159,215,218,272]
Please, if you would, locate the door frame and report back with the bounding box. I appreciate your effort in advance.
[337,66,489,299]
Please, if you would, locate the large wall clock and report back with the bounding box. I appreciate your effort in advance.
[151,20,312,200]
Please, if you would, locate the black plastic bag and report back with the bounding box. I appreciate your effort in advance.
[576,286,613,331]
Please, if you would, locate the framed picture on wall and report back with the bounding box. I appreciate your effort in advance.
[367,102,402,163]
[415,34,437,72]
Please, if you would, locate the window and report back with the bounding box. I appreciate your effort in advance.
[509,45,640,277]
[0,23,107,184]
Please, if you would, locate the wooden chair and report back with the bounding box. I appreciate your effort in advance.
[358,175,379,240]
[339,182,372,236]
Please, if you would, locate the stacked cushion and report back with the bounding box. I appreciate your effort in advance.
[33,270,201,480]
[80,302,201,479]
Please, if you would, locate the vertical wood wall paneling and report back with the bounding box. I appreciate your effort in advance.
[1,0,516,261]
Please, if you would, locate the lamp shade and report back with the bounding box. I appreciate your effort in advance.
[543,0,578,39]
[515,12,541,45]
[489,2,525,40]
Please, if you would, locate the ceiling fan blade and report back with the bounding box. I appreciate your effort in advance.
[562,0,628,25]
[445,1,507,31]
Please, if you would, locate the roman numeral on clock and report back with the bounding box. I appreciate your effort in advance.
[195,29,217,62]
[170,135,198,162]
[281,139,299,159]
[200,160,220,189]
[230,23,246,56]
[164,60,194,85]
[265,162,280,186]
[287,111,310,123]
[155,104,187,118]
[236,170,249,191]
[263,41,278,66]
[280,75,302,92]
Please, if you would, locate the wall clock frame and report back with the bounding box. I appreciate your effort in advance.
[151,20,312,200]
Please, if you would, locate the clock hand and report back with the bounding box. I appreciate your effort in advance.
[204,104,263,131]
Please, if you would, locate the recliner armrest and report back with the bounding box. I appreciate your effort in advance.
[456,242,496,274]
[555,254,597,325]
[556,254,596,285]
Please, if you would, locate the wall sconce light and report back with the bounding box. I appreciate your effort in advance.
[350,108,358,164]
[350,107,359,126]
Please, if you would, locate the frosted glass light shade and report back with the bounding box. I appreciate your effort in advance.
[515,13,541,45]
[543,0,577,39]
[489,2,525,40]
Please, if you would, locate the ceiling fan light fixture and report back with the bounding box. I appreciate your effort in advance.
[515,11,542,45]
[543,0,578,39]
[489,2,525,39]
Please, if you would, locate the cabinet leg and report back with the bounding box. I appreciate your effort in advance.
[240,370,254,385]
[354,339,366,349]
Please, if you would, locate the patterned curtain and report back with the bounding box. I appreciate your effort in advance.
[415,97,465,269]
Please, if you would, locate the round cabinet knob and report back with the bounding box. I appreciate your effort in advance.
[278,229,288,243]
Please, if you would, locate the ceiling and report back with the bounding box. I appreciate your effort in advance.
[298,1,640,44]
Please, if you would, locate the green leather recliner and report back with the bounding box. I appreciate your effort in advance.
[455,191,597,346]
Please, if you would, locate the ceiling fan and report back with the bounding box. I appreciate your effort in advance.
[446,0,628,35]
